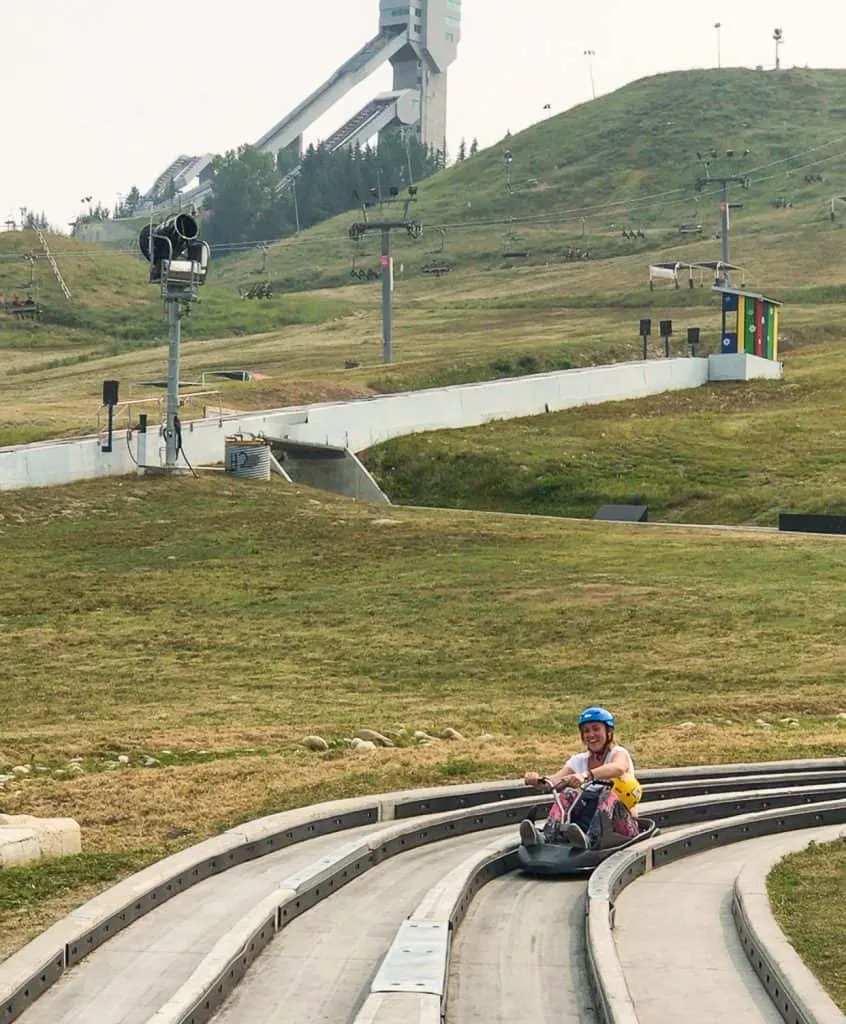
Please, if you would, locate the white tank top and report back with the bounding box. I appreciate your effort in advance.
[566,744,634,776]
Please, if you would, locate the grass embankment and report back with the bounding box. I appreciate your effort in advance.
[769,840,846,1012]
[364,338,846,526]
[0,477,844,954]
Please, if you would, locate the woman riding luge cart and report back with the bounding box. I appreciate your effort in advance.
[518,707,657,876]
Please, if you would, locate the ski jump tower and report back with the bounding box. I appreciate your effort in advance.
[255,0,461,163]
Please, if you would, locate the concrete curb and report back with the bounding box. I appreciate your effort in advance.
[585,800,846,1024]
[731,826,846,1024]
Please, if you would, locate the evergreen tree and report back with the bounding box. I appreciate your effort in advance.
[469,138,479,157]
[457,138,467,162]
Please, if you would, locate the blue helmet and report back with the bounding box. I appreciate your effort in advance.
[578,706,615,729]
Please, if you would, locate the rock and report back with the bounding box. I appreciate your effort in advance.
[413,730,433,742]
[0,774,13,783]
[479,733,494,742]
[68,764,84,773]
[350,738,377,752]
[117,755,130,765]
[355,728,394,748]
[788,721,800,728]
[836,713,846,720]
[677,722,695,730]
[443,728,465,742]
[68,757,84,764]
[11,766,30,775]
[165,826,194,840]
[34,766,49,773]
[302,736,329,752]
[53,769,66,776]
[755,719,773,729]
[141,756,159,767]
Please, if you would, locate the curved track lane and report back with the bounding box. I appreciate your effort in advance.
[13,821,392,1024]
[613,824,845,1024]
[447,872,594,1024]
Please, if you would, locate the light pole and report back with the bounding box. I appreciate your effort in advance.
[773,28,783,70]
[714,23,722,69]
[583,50,596,100]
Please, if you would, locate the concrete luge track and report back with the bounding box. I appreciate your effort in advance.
[1,760,844,1024]
[613,824,845,1024]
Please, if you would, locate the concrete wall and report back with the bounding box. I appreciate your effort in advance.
[709,352,784,381]
[0,355,777,493]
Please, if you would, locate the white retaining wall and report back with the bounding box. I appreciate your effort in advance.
[0,355,779,493]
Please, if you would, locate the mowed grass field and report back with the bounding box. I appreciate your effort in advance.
[1,475,845,960]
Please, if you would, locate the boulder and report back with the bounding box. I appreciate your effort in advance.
[355,728,394,748]
[302,736,329,752]
[0,813,81,866]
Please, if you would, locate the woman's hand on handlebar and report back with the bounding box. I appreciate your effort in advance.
[525,772,557,789]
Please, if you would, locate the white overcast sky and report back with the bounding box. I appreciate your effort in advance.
[1,0,843,231]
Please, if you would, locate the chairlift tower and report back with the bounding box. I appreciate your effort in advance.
[349,187,421,364]
[139,214,210,469]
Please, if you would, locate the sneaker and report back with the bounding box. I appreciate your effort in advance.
[520,819,540,847]
[565,823,588,849]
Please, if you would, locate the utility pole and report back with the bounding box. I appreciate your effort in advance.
[348,187,421,364]
[695,169,750,284]
[583,50,596,99]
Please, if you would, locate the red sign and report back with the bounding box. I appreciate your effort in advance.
[380,255,390,269]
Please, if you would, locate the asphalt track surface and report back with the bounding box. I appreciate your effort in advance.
[7,769,846,1024]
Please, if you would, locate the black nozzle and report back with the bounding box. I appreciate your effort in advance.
[139,214,200,263]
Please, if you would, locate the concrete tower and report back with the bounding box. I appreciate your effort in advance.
[380,0,462,156]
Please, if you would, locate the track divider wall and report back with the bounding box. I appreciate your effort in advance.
[1,759,844,1023]
[585,799,846,1024]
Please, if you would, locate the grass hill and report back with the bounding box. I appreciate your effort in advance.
[217,67,846,293]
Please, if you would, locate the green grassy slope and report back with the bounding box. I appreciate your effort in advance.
[0,230,349,360]
[220,68,846,292]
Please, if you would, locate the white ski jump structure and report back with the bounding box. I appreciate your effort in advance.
[144,0,462,207]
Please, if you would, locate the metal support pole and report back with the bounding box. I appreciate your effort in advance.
[102,403,114,453]
[720,181,730,271]
[664,334,670,358]
[642,336,648,360]
[137,413,148,475]
[165,299,181,467]
[381,228,393,364]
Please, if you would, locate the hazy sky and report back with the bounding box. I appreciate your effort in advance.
[2,0,843,231]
